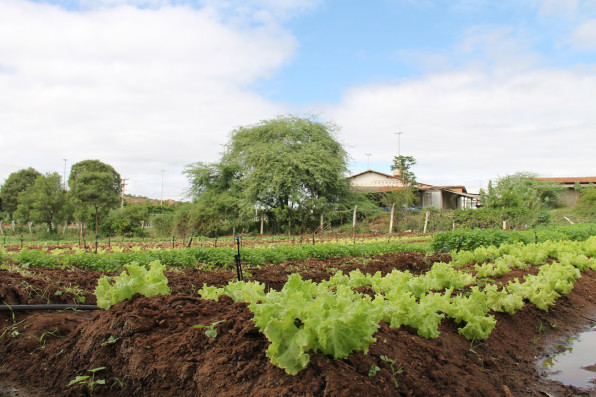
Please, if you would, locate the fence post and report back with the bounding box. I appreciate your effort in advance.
[352,205,358,228]
[389,203,395,234]
[423,211,430,234]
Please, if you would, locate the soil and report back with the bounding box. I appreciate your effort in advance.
[1,251,595,397]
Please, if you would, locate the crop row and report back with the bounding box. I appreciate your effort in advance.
[431,223,595,252]
[1,241,430,272]
[195,237,595,374]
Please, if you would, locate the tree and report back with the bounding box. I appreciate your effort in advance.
[16,172,69,233]
[186,115,352,233]
[68,160,122,237]
[384,155,418,210]
[0,167,42,220]
[573,185,596,219]
[184,161,244,236]
[480,172,562,227]
[101,205,150,237]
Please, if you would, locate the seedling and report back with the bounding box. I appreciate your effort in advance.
[100,335,119,346]
[68,367,107,395]
[380,355,403,387]
[368,364,380,377]
[193,320,226,340]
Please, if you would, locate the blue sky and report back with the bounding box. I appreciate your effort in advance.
[1,0,595,199]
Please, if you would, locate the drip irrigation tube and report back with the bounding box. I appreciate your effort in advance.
[0,304,99,311]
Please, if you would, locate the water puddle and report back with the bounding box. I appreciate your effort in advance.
[542,325,596,389]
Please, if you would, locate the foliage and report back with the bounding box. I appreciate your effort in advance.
[94,260,171,309]
[573,186,596,218]
[186,115,355,234]
[68,367,107,395]
[193,320,226,339]
[0,167,42,220]
[68,160,122,237]
[480,172,562,227]
[382,155,419,213]
[431,223,596,252]
[200,235,595,374]
[16,172,70,233]
[101,205,150,237]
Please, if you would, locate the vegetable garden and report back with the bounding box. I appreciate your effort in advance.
[0,226,595,396]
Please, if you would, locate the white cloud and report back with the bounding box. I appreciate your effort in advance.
[0,0,296,199]
[536,0,581,17]
[569,19,596,49]
[327,65,596,192]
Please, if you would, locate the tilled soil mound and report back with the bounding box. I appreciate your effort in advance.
[0,252,595,396]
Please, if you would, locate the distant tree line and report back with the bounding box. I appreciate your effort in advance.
[1,116,592,239]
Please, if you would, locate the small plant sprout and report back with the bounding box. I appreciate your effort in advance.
[100,335,119,346]
[368,364,380,377]
[68,367,107,395]
[193,320,226,340]
[380,355,403,387]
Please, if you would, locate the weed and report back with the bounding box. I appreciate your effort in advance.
[193,320,226,340]
[368,364,380,377]
[100,335,119,347]
[380,355,403,387]
[68,366,107,396]
[110,377,125,391]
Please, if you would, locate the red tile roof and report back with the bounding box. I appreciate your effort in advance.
[536,177,596,184]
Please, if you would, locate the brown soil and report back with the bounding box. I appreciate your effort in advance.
[1,252,595,396]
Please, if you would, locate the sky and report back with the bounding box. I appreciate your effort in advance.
[1,0,595,200]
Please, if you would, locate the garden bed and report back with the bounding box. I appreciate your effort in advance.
[1,251,595,396]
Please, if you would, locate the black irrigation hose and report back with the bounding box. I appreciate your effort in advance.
[0,304,100,312]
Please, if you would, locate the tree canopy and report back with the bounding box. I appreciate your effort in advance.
[186,115,353,232]
[0,167,42,220]
[68,160,122,236]
[16,172,69,233]
[385,155,419,210]
[480,172,562,227]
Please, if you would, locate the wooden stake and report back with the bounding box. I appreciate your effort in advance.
[389,203,395,233]
[423,211,429,234]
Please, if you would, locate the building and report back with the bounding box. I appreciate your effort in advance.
[348,170,479,210]
[535,177,596,206]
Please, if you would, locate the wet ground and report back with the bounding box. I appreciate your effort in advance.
[1,251,595,396]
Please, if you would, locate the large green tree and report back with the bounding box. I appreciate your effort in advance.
[186,115,352,232]
[68,160,122,237]
[16,172,69,233]
[184,161,244,236]
[0,167,42,220]
[480,172,562,227]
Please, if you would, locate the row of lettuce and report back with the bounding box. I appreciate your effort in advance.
[1,224,594,271]
[94,235,596,374]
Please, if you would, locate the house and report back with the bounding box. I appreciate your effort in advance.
[348,170,479,210]
[535,177,596,206]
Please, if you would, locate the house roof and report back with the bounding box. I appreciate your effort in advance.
[348,169,399,180]
[535,177,596,184]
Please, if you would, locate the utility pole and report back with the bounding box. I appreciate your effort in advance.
[160,169,165,205]
[121,178,129,208]
[62,158,68,190]
[365,153,371,170]
[394,132,404,157]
